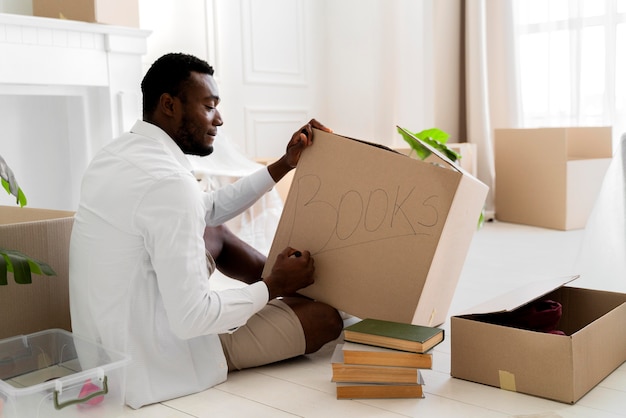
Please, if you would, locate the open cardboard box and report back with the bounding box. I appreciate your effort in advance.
[451,276,626,403]
[262,128,488,326]
[0,206,74,339]
[494,127,612,230]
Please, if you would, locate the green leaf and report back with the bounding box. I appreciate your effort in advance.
[0,248,56,285]
[477,208,485,230]
[27,258,56,276]
[8,253,32,284]
[1,178,10,196]
[397,126,461,162]
[1,178,27,207]
[415,128,450,144]
[0,257,7,286]
[17,187,27,207]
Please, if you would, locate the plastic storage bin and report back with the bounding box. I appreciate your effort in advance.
[0,329,129,418]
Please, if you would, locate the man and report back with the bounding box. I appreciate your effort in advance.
[69,53,343,409]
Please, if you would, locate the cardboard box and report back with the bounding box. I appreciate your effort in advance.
[451,276,626,404]
[0,206,74,339]
[495,127,612,230]
[262,128,488,326]
[32,0,139,27]
[0,329,129,417]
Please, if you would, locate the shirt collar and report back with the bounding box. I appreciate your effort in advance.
[130,120,194,173]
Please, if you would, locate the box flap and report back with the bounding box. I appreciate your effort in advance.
[458,275,579,315]
[396,126,464,174]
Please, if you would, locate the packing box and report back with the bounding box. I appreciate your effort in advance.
[0,206,74,339]
[262,128,489,326]
[0,328,129,417]
[33,0,139,28]
[494,127,612,230]
[450,276,626,404]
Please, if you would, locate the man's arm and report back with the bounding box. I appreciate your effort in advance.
[204,225,266,284]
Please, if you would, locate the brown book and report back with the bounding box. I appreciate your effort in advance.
[342,341,432,369]
[343,318,444,353]
[336,381,424,399]
[331,344,422,384]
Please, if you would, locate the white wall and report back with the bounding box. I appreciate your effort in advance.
[137,0,435,157]
[138,0,212,73]
[323,0,435,146]
[0,0,441,165]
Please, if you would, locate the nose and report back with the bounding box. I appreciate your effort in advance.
[213,108,224,127]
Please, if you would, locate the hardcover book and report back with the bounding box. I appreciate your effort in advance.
[343,318,444,353]
[331,344,422,385]
[341,341,432,369]
[336,381,424,400]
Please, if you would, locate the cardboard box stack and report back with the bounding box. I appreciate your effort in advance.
[331,319,444,399]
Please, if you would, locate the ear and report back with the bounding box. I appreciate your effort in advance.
[159,93,178,117]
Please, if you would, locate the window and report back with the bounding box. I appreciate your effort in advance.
[513,0,626,143]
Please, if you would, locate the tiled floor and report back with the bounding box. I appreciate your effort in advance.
[118,221,626,417]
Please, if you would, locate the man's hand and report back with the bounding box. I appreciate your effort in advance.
[284,119,332,168]
[267,119,332,182]
[263,247,315,300]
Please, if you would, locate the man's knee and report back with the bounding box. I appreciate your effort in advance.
[281,297,343,354]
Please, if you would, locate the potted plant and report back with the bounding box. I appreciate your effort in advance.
[0,154,56,285]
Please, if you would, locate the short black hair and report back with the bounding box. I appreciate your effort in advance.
[141,53,215,116]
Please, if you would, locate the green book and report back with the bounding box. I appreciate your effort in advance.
[343,318,444,353]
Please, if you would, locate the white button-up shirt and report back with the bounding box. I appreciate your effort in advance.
[69,120,275,408]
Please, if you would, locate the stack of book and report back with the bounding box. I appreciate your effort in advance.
[331,318,444,400]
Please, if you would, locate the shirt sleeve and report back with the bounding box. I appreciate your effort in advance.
[134,171,270,339]
[203,167,276,226]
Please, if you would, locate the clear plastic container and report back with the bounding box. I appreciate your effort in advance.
[0,329,130,418]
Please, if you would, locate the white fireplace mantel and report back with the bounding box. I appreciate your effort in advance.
[0,13,150,210]
[0,13,150,134]
[0,13,149,84]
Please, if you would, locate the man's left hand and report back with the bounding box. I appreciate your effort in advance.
[284,119,332,168]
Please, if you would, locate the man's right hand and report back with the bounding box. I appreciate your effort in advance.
[263,247,314,300]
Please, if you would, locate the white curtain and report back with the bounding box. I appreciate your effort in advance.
[464,0,519,218]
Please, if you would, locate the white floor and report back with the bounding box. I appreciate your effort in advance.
[118,221,626,418]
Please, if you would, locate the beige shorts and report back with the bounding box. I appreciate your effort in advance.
[218,299,306,371]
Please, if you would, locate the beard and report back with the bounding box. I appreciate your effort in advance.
[175,116,214,157]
